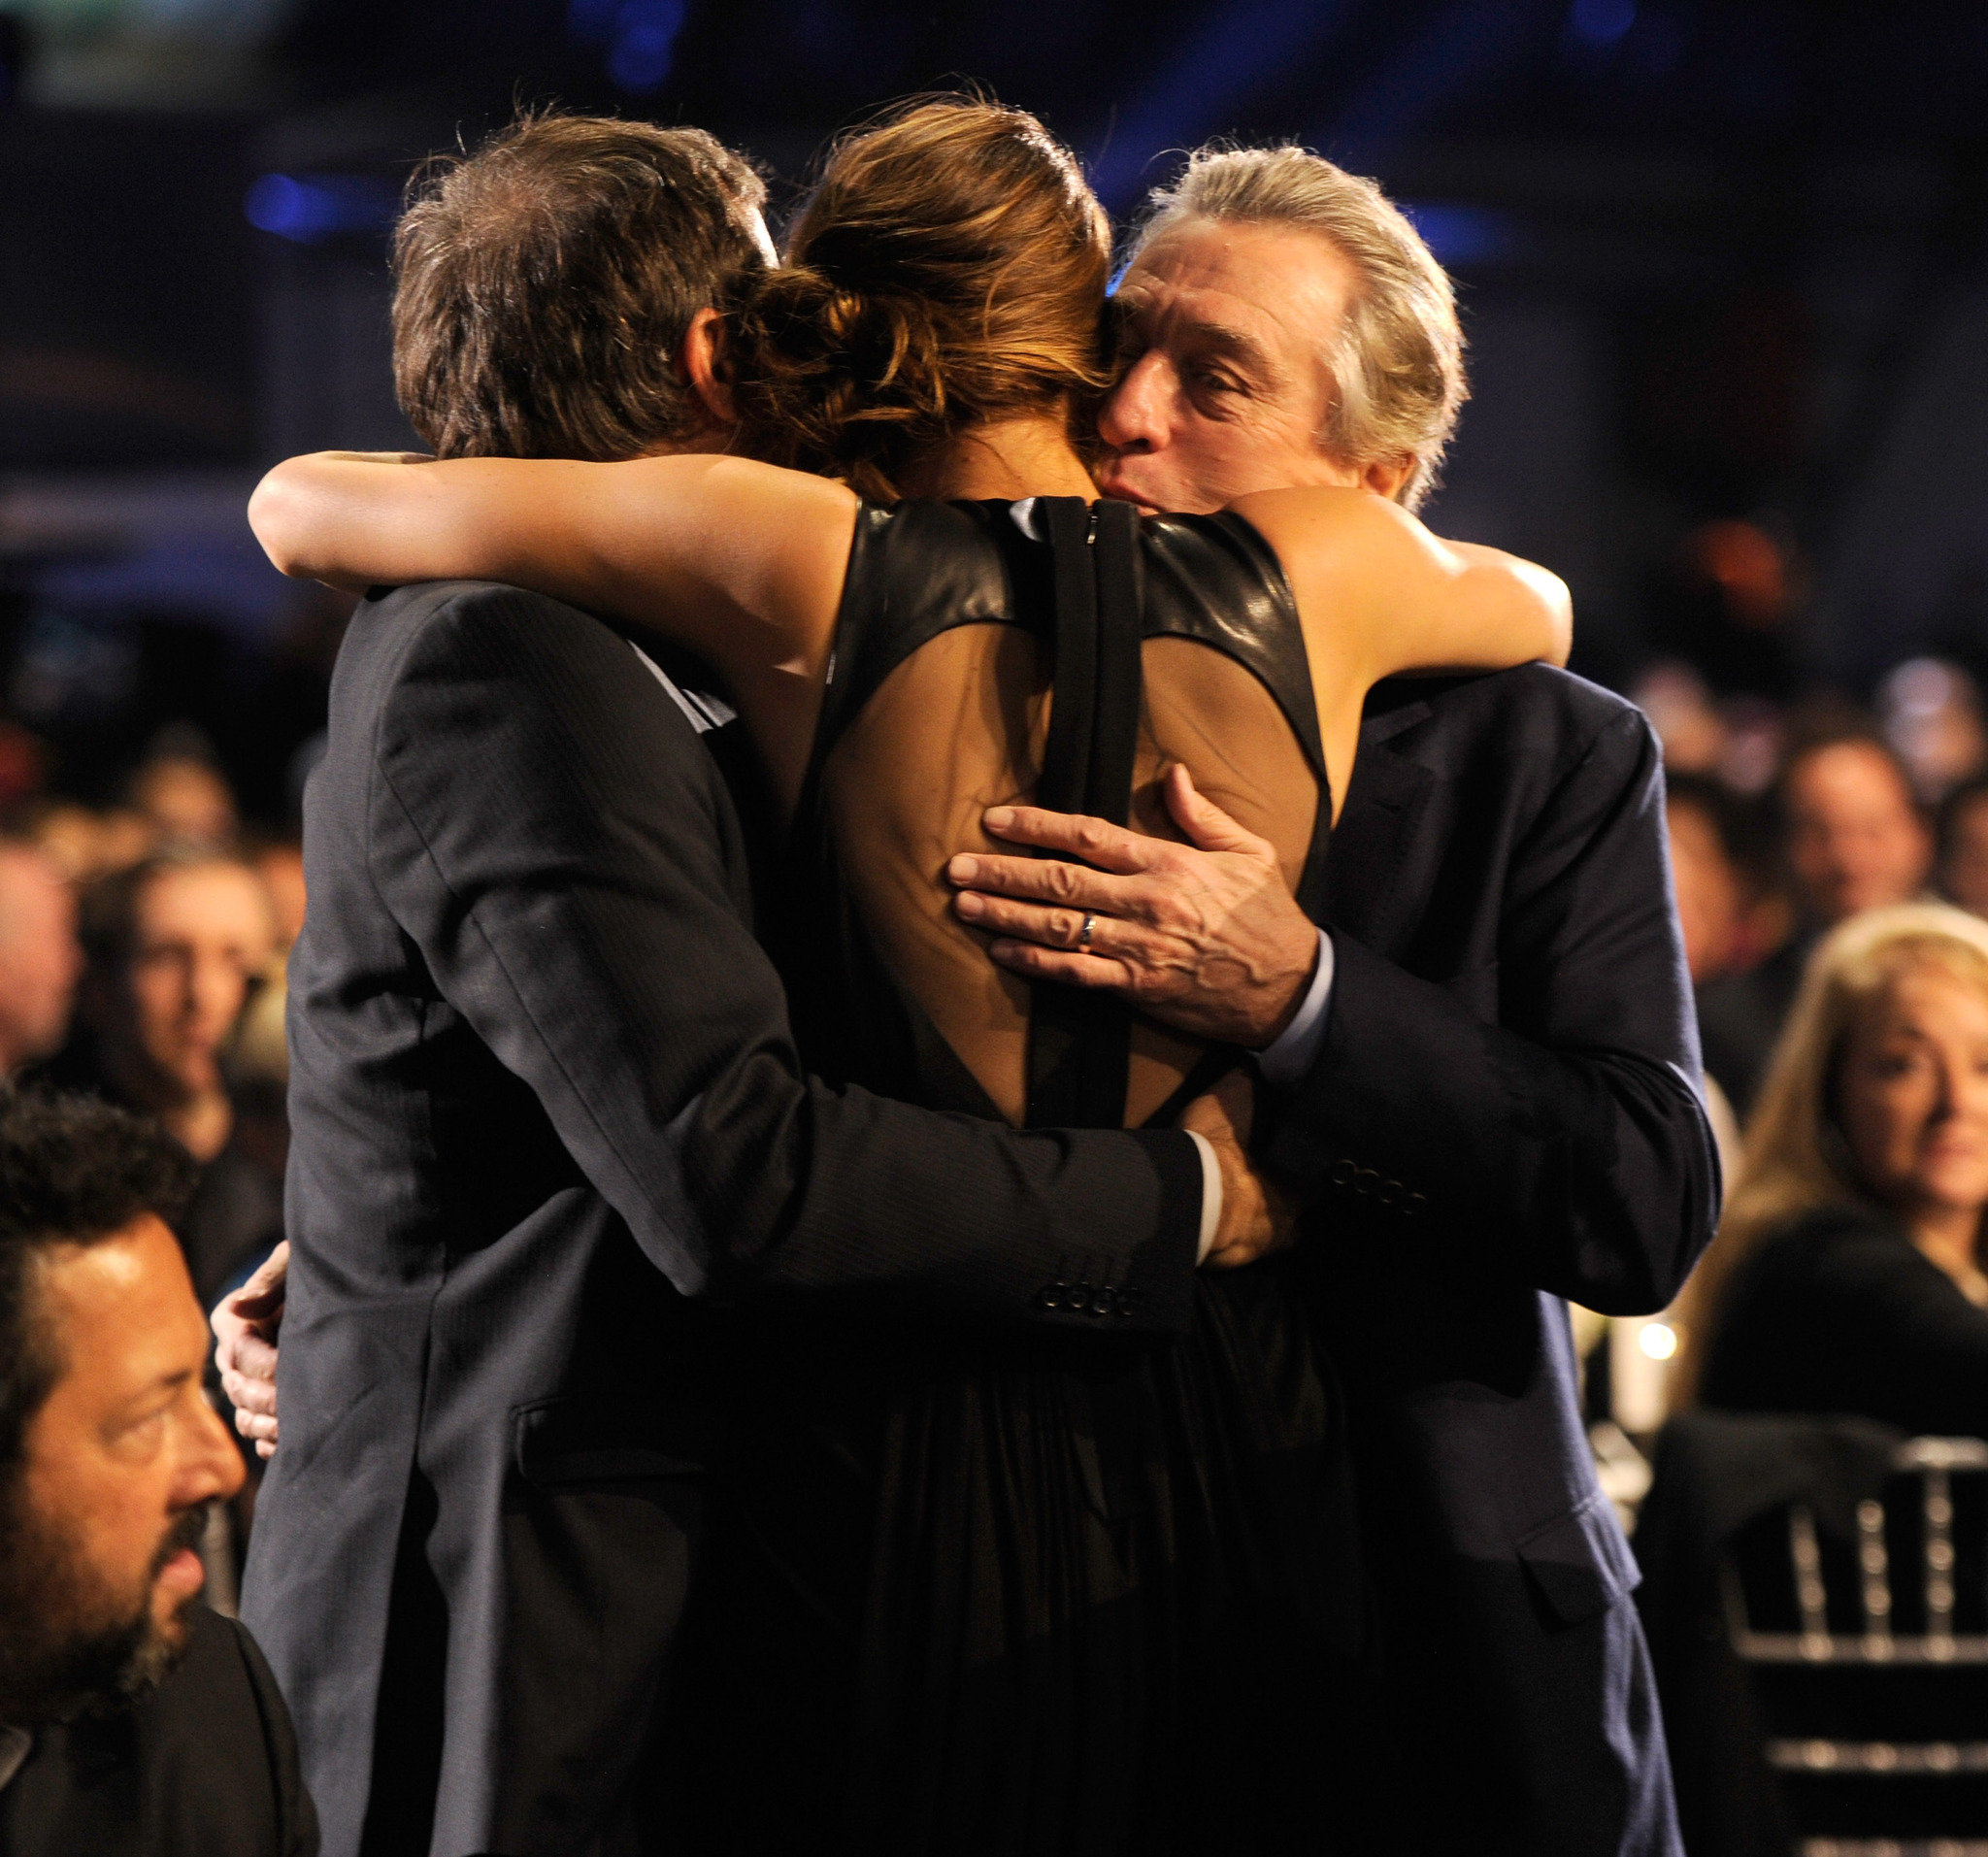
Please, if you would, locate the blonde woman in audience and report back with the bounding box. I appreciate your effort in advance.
[1678,903,1988,1434]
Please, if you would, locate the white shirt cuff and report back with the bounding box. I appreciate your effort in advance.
[1253,928,1334,1088]
[1186,1130,1221,1264]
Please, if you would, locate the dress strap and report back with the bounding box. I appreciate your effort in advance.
[1026,499,1143,1130]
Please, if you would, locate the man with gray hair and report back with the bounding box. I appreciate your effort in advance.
[952,144,1714,1857]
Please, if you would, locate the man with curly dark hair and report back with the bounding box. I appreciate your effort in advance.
[0,1090,315,1854]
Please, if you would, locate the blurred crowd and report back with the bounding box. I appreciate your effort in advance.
[1570,648,1988,1470]
[0,739,302,1585]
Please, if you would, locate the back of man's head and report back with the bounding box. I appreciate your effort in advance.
[1134,146,1465,509]
[392,114,769,462]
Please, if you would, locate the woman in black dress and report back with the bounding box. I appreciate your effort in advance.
[250,99,1572,1852]
[1684,902,1988,1437]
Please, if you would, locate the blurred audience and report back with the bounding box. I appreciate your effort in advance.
[127,754,239,853]
[1938,774,1988,919]
[1654,517,1801,701]
[0,1091,315,1855]
[1877,656,1988,805]
[1696,730,1931,1114]
[1661,777,1749,1183]
[1676,905,1988,1437]
[1665,775,1748,985]
[1635,662,1730,779]
[27,804,153,889]
[246,839,305,955]
[44,851,282,1310]
[0,841,81,1080]
[1783,732,1933,923]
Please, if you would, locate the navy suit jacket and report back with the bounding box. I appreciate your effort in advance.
[1271,664,1719,1856]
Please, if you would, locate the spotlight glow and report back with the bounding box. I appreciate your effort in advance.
[1638,1321,1678,1361]
[245,173,398,244]
[1568,0,1637,50]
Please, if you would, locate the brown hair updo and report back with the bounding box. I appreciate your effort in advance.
[732,97,1113,502]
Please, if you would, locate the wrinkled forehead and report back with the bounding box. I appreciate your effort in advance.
[1118,217,1357,356]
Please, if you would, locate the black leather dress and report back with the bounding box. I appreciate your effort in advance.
[676,499,1374,1856]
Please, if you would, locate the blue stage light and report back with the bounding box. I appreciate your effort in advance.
[245,173,397,244]
[568,0,686,95]
[1567,0,1636,50]
[1398,203,1516,267]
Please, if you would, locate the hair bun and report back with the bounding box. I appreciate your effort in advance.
[732,263,948,501]
[728,98,1113,502]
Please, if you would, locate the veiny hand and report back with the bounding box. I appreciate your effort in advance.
[212,1240,287,1459]
[1177,1068,1298,1268]
[947,764,1321,1048]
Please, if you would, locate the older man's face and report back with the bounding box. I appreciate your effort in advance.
[1098,218,1372,514]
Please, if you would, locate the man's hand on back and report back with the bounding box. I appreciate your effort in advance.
[947,764,1320,1048]
[213,1240,287,1459]
[1178,1067,1296,1267]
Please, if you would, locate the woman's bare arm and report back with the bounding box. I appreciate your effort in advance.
[1228,484,1572,818]
[248,450,859,807]
[1230,485,1572,680]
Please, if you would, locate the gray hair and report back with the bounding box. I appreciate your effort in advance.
[1133,146,1466,510]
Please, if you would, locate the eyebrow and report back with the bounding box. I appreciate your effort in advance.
[117,1365,196,1410]
[1143,308,1280,383]
[1188,321,1271,363]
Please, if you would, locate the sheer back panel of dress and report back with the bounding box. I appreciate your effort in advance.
[810,499,1324,1129]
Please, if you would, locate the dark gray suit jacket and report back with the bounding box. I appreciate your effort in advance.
[240,582,1203,1857]
[1272,665,1719,1857]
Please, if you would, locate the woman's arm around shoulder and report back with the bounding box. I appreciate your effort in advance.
[1227,484,1573,686]
[249,450,858,804]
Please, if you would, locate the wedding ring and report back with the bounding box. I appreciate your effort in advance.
[1077,912,1098,948]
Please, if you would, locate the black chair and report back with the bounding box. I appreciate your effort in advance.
[1636,1413,1988,1857]
[1720,1436,1988,1855]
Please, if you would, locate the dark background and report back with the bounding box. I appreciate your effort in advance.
[2,0,1986,821]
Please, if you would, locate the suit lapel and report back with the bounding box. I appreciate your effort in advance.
[1326,705,1438,949]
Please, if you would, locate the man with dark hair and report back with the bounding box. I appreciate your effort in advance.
[1700,729,1932,1111]
[0,1090,315,1855]
[229,115,1265,1857]
[390,115,771,462]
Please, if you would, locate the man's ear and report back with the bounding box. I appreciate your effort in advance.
[1362,453,1417,502]
[677,307,739,432]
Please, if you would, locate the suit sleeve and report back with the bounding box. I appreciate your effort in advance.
[1267,707,1719,1313]
[365,585,1201,1330]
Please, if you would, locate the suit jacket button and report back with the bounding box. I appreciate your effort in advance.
[1404,1192,1427,1216]
[1328,1158,1357,1189]
[1376,1178,1402,1207]
[1036,1282,1068,1310]
[1353,1167,1378,1196]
